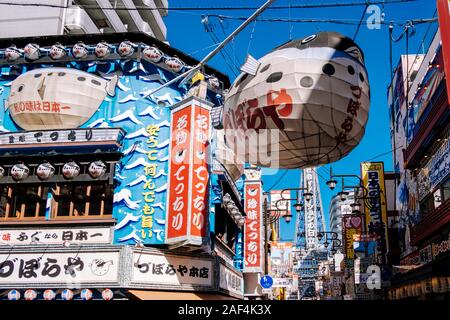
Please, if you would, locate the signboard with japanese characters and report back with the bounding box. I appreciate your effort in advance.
[361,162,389,259]
[269,190,290,217]
[0,226,112,245]
[165,97,212,246]
[219,262,244,298]
[243,168,263,273]
[0,249,120,287]
[343,215,363,260]
[131,250,213,288]
[0,128,123,147]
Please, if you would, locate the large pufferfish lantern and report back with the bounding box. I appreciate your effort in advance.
[223,32,370,169]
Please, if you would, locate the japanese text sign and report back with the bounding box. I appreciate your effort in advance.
[165,97,211,246]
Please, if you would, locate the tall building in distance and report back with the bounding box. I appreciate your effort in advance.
[0,0,168,40]
[329,191,355,245]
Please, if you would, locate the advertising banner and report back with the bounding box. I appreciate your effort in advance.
[165,97,211,246]
[343,215,363,260]
[0,250,120,286]
[361,162,389,259]
[269,190,290,217]
[437,0,450,104]
[243,168,264,273]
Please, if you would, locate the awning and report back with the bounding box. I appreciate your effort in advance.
[127,290,238,300]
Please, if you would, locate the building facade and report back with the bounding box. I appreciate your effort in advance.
[0,31,249,300]
[387,12,450,299]
[0,0,168,40]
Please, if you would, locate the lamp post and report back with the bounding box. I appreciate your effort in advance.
[263,187,310,277]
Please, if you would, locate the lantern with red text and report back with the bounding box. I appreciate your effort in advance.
[223,32,370,169]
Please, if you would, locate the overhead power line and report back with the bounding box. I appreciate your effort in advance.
[204,16,438,26]
[0,0,420,11]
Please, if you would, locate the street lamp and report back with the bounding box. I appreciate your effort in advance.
[337,191,349,201]
[326,179,338,190]
[293,202,304,213]
[303,192,313,202]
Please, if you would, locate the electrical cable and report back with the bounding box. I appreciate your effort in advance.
[0,0,421,11]
[353,3,369,40]
[266,169,289,191]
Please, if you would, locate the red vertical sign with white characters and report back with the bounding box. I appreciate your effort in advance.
[437,0,450,103]
[244,168,263,273]
[189,105,210,239]
[166,96,212,246]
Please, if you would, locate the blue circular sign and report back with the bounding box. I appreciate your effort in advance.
[260,275,274,289]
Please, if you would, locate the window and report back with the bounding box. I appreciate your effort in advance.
[442,176,450,203]
[0,185,47,220]
[51,182,113,218]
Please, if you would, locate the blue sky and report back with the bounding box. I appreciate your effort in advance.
[163,0,438,241]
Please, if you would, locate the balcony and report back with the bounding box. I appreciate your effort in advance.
[410,197,450,245]
[405,81,450,169]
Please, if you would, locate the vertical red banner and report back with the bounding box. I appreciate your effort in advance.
[437,0,450,103]
[189,105,210,238]
[244,172,263,273]
[166,97,211,245]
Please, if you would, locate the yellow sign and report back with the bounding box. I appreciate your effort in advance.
[360,162,389,255]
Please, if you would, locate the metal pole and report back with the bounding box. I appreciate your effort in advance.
[142,0,277,97]
[264,197,269,276]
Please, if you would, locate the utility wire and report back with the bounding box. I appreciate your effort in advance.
[0,0,420,11]
[267,169,289,191]
[353,3,369,40]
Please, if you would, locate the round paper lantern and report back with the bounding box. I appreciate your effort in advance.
[36,162,55,180]
[62,161,80,179]
[223,31,370,169]
[72,41,89,59]
[143,46,164,63]
[118,40,135,57]
[4,45,21,62]
[80,289,93,301]
[43,289,56,300]
[24,43,41,61]
[88,160,107,178]
[8,290,21,300]
[95,41,111,58]
[11,163,29,181]
[7,67,118,130]
[164,56,184,72]
[0,166,5,179]
[101,288,114,301]
[208,76,220,90]
[24,289,37,301]
[50,42,67,60]
[61,289,74,301]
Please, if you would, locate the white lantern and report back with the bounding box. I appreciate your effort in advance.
[24,289,37,301]
[7,67,118,130]
[43,289,56,300]
[4,45,21,62]
[24,43,41,61]
[143,46,164,63]
[118,40,135,57]
[80,288,93,300]
[61,289,74,301]
[0,166,4,179]
[95,41,111,58]
[102,288,114,301]
[223,32,370,169]
[208,76,221,90]
[50,42,67,60]
[62,161,80,179]
[11,163,29,181]
[164,56,185,73]
[72,41,89,59]
[36,162,55,180]
[8,290,21,300]
[88,160,107,178]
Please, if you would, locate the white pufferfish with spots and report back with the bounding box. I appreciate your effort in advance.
[223,31,370,169]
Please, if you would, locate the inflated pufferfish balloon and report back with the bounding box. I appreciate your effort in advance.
[223,31,370,169]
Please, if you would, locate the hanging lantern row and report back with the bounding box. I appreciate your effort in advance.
[0,160,107,181]
[222,193,246,228]
[387,277,450,300]
[0,41,222,90]
[7,288,114,300]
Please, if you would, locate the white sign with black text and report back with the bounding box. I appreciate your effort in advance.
[219,263,243,297]
[132,251,213,287]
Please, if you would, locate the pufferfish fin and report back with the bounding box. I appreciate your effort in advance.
[106,74,119,97]
[240,54,261,76]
